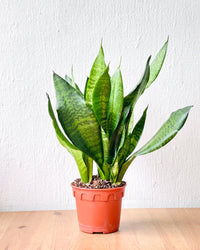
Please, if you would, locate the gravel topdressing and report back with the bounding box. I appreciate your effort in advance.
[72,175,126,189]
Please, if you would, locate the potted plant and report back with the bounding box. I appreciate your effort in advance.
[47,38,192,234]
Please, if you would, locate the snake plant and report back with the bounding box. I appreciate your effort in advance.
[47,39,192,184]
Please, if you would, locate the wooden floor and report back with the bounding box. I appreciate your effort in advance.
[0,208,199,250]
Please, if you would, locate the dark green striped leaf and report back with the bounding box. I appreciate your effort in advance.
[65,74,83,97]
[117,136,131,167]
[47,93,89,183]
[123,56,151,133]
[92,66,111,132]
[146,38,168,89]
[127,107,148,156]
[82,153,93,182]
[109,107,129,164]
[84,44,106,106]
[53,73,103,167]
[117,105,192,182]
[123,57,151,108]
[118,107,148,166]
[134,106,192,156]
[107,67,124,137]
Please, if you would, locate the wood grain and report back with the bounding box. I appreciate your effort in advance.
[0,209,199,250]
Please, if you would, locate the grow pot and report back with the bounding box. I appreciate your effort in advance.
[71,183,126,234]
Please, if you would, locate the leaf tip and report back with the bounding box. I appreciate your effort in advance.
[118,56,122,68]
[53,71,57,79]
[186,105,193,112]
[163,37,169,51]
[100,39,104,55]
[147,55,151,65]
[101,38,103,46]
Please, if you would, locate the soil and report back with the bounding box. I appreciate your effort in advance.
[72,175,126,189]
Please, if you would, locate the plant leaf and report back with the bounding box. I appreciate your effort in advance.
[82,153,93,182]
[110,159,119,183]
[109,106,130,164]
[47,93,89,183]
[117,136,131,167]
[118,106,148,166]
[84,44,106,106]
[146,38,168,89]
[101,127,110,163]
[71,65,76,88]
[123,56,151,133]
[134,106,192,156]
[53,73,103,167]
[127,106,148,156]
[65,74,83,97]
[107,67,124,137]
[92,66,111,132]
[123,56,151,108]
[117,156,136,182]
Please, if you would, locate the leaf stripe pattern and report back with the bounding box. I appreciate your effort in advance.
[123,56,151,133]
[118,107,148,166]
[92,66,111,132]
[47,93,89,182]
[107,67,124,137]
[53,73,103,167]
[134,106,192,156]
[85,45,106,106]
[127,106,148,156]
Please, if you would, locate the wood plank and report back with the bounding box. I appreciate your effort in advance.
[0,209,199,249]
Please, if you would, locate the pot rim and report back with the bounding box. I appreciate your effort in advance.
[70,182,126,191]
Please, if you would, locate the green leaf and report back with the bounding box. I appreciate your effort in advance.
[70,65,76,88]
[65,66,76,88]
[53,73,103,167]
[47,93,88,183]
[109,108,129,164]
[127,106,148,156]
[107,67,124,137]
[102,162,111,180]
[84,44,106,106]
[123,56,151,108]
[82,153,93,181]
[117,106,192,182]
[65,74,83,97]
[118,107,148,166]
[101,127,110,163]
[134,106,193,156]
[117,136,131,167]
[118,127,126,152]
[123,56,151,133]
[146,38,168,89]
[98,166,106,180]
[110,159,119,183]
[117,156,136,182]
[92,66,111,132]
[65,74,73,85]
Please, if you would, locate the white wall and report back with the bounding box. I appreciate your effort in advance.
[0,0,199,211]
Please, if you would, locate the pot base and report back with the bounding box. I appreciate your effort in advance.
[79,223,118,234]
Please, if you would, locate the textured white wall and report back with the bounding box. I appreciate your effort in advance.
[0,0,199,211]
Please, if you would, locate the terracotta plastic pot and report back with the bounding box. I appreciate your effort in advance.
[71,183,126,234]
